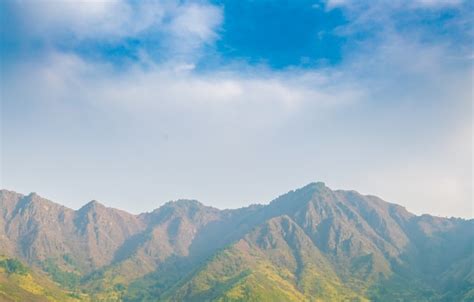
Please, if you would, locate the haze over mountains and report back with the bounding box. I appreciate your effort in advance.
[0,183,472,301]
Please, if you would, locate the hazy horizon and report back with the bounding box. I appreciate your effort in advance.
[1,0,473,218]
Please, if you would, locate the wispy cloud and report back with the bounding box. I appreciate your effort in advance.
[4,51,364,122]
[5,0,222,63]
[326,0,465,10]
[16,0,221,38]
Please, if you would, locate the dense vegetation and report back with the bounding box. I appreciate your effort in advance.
[0,258,28,275]
[42,259,81,289]
[0,256,84,301]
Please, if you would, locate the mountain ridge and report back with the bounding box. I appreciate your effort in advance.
[1,185,467,220]
[0,184,472,301]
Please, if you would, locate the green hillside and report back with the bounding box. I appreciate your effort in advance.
[0,257,87,302]
[159,216,366,302]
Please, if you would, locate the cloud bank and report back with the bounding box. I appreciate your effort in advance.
[1,0,472,217]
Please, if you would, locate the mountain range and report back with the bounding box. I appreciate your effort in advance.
[0,183,472,301]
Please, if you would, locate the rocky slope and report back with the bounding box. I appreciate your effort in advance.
[0,183,472,301]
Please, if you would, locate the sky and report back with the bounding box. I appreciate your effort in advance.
[0,0,472,218]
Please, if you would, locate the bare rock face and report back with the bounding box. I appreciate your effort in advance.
[0,190,145,272]
[1,191,75,262]
[73,200,145,269]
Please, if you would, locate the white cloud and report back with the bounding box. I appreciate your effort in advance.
[3,38,472,216]
[2,0,472,217]
[5,0,224,71]
[164,2,222,60]
[325,0,348,9]
[412,0,463,8]
[21,0,135,38]
[169,3,222,42]
[326,0,464,10]
[6,52,363,120]
[14,0,222,56]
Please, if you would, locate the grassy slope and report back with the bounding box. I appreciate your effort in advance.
[161,243,365,302]
[0,257,87,302]
[152,216,368,302]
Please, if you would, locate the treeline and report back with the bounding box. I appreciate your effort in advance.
[0,258,28,275]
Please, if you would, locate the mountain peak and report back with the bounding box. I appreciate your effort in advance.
[26,192,41,201]
[304,181,327,190]
[310,181,326,186]
[165,199,205,208]
[21,192,54,208]
[78,200,106,212]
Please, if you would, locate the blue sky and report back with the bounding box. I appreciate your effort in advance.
[1,0,472,217]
